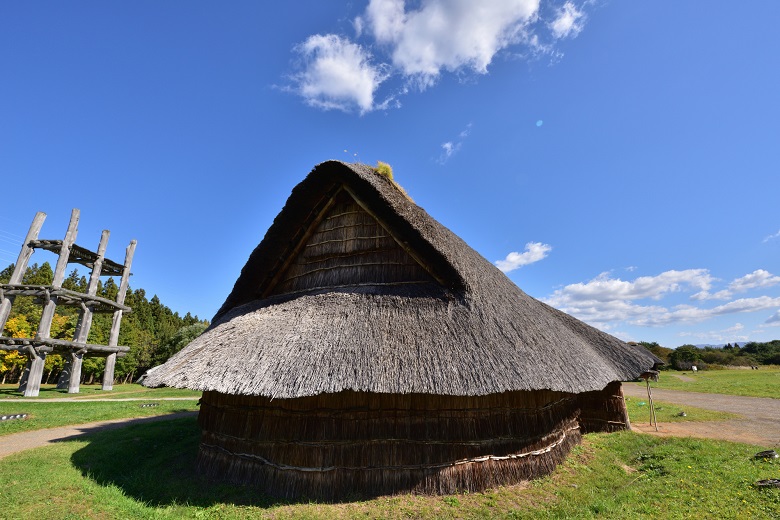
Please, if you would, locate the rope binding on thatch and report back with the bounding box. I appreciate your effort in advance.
[199,424,580,474]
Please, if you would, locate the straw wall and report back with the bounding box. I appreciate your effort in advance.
[194,388,628,499]
[272,193,434,297]
[577,381,630,433]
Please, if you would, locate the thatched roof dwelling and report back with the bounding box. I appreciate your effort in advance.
[145,160,657,499]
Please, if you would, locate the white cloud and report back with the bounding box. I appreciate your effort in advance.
[543,268,780,328]
[547,269,714,304]
[361,0,540,83]
[728,269,780,292]
[678,323,748,343]
[292,34,387,114]
[633,296,780,327]
[437,123,472,163]
[763,229,780,243]
[495,242,551,272]
[290,1,593,112]
[549,1,585,39]
[766,310,780,326]
[691,289,732,301]
[440,141,458,161]
[686,269,779,301]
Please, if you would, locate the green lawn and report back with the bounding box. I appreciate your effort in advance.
[0,418,776,519]
[0,400,199,435]
[632,366,780,399]
[0,383,202,399]
[624,397,738,423]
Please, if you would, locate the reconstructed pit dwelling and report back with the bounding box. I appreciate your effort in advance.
[146,161,657,499]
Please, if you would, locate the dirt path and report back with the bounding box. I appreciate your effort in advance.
[0,411,198,460]
[623,384,780,447]
[667,373,696,382]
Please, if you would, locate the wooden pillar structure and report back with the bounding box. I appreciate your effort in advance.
[102,239,136,391]
[24,210,80,397]
[0,212,46,332]
[0,209,136,397]
[64,229,108,393]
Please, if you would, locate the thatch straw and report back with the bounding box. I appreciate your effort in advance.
[194,389,608,499]
[145,161,656,397]
[143,160,652,499]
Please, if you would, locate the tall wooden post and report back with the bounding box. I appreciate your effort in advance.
[56,360,71,390]
[68,351,85,394]
[20,347,47,398]
[36,209,79,339]
[26,209,79,397]
[18,358,33,393]
[102,239,136,390]
[0,212,46,332]
[66,230,109,393]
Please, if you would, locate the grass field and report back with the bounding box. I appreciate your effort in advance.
[632,366,780,399]
[0,384,762,518]
[624,396,738,423]
[0,383,202,399]
[0,417,776,519]
[0,384,201,436]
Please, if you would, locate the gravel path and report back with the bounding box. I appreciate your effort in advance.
[623,384,780,447]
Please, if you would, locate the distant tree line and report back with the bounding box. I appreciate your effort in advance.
[0,262,208,384]
[635,340,780,370]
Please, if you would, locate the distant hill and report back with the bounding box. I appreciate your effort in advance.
[693,342,749,349]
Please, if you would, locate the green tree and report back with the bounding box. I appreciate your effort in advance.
[669,344,702,370]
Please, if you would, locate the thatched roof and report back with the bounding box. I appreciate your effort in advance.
[145,161,657,397]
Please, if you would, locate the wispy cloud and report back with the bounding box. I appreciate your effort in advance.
[495,242,552,273]
[636,297,780,327]
[678,323,748,343]
[549,1,585,39]
[766,310,780,326]
[763,229,780,243]
[289,1,593,112]
[437,123,472,163]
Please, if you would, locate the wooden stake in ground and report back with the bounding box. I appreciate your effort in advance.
[640,370,660,431]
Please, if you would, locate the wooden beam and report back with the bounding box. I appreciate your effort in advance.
[261,191,341,299]
[0,285,132,312]
[0,212,46,332]
[0,337,128,353]
[342,185,449,288]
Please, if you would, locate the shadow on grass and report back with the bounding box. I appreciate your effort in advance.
[0,386,65,398]
[69,415,288,509]
[0,384,109,398]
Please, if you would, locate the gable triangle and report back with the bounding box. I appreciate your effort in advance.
[267,189,438,297]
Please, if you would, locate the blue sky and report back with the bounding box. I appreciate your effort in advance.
[1,1,778,348]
